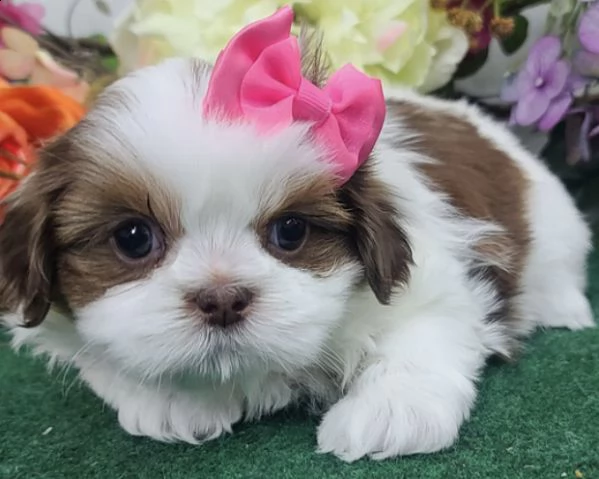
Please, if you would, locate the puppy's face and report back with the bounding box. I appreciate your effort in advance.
[0,59,411,380]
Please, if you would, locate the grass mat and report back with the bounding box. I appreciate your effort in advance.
[1,252,598,479]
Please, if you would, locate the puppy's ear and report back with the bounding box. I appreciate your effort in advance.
[0,151,65,327]
[341,163,413,304]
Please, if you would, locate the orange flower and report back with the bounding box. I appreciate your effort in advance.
[0,79,84,207]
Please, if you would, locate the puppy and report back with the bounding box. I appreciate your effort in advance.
[0,7,594,462]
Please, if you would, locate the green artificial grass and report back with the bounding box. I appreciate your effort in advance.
[1,252,598,479]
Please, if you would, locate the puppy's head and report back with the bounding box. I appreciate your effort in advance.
[0,55,412,380]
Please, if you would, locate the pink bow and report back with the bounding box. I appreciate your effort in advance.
[203,5,386,184]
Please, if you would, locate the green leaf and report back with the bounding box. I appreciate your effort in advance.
[86,34,109,44]
[100,56,119,73]
[454,47,489,79]
[499,15,529,55]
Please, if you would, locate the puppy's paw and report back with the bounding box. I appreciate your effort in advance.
[316,379,471,462]
[116,389,243,444]
[540,289,595,331]
[243,373,295,421]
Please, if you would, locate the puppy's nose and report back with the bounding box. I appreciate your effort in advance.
[194,286,254,328]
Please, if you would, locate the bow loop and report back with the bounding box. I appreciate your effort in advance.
[203,5,386,184]
[203,6,295,121]
[323,65,386,178]
[239,36,301,130]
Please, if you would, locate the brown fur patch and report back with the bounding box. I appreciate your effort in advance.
[341,164,414,303]
[254,173,356,276]
[0,126,183,323]
[255,164,413,304]
[54,135,182,308]
[0,172,57,326]
[389,100,531,305]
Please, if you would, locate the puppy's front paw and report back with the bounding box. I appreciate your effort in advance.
[117,389,242,444]
[316,380,471,462]
[243,373,295,421]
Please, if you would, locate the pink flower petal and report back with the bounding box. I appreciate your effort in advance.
[525,36,562,76]
[543,60,570,99]
[579,3,599,54]
[0,1,44,36]
[1,26,38,56]
[18,3,45,22]
[0,49,35,79]
[515,90,550,126]
[376,21,407,52]
[14,3,44,35]
[538,93,572,131]
[35,50,79,86]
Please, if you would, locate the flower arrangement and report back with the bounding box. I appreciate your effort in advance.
[0,80,84,207]
[109,0,599,230]
[0,26,90,103]
[1,0,599,224]
[111,0,471,93]
[0,0,115,213]
[111,0,551,94]
[500,1,599,165]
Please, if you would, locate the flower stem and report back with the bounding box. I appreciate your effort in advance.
[493,0,501,18]
[563,1,584,57]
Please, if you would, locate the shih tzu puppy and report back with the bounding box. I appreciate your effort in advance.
[0,6,594,462]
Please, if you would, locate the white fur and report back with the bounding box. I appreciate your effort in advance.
[3,58,594,461]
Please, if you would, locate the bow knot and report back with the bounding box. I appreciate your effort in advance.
[293,78,332,124]
[203,6,386,184]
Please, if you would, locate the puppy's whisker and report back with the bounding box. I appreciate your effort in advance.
[57,340,97,397]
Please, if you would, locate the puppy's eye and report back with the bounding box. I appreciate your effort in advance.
[269,216,308,252]
[112,219,157,259]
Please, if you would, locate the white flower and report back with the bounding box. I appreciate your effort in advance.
[110,0,468,92]
[419,9,469,92]
[110,0,285,73]
[294,0,468,92]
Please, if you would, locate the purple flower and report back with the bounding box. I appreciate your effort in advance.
[578,1,599,54]
[566,106,599,164]
[574,50,599,78]
[501,36,573,131]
